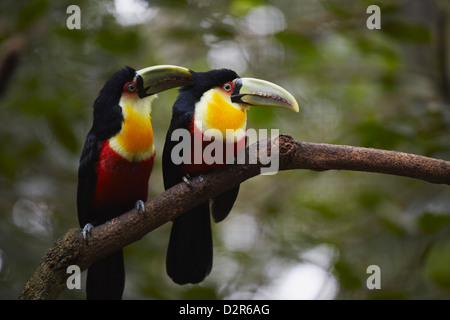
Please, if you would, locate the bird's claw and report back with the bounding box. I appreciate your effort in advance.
[82,223,94,243]
[136,200,146,215]
[182,174,192,188]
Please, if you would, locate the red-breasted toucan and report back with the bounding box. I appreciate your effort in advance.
[77,65,192,299]
[162,69,299,285]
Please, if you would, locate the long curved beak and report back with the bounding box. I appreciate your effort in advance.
[231,77,299,112]
[136,65,193,98]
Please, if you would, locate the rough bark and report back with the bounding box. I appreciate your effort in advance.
[18,135,450,299]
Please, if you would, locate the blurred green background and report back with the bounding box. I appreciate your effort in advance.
[1,0,450,299]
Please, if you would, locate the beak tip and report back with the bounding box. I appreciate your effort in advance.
[135,65,193,96]
[237,77,299,113]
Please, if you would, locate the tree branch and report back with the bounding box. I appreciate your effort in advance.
[18,134,450,299]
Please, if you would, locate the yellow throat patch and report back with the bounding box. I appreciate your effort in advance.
[203,91,247,135]
[109,103,154,162]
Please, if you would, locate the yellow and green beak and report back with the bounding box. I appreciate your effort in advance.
[136,65,193,98]
[231,77,299,112]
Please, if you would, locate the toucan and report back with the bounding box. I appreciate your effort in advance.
[77,65,193,299]
[162,68,299,285]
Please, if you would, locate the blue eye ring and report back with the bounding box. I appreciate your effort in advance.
[127,83,136,92]
[223,83,232,92]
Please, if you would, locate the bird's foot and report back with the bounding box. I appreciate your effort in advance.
[82,223,94,243]
[135,200,146,215]
[182,174,192,188]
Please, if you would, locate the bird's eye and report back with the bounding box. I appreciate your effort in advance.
[223,83,233,92]
[127,83,136,92]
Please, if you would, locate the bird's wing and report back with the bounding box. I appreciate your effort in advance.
[77,132,101,227]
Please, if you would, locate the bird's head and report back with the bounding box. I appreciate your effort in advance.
[92,65,193,140]
[184,68,299,136]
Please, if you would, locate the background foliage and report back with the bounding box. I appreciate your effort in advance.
[1,0,449,299]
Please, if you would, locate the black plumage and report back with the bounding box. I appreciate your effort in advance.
[77,67,136,300]
[77,67,134,230]
[163,69,241,285]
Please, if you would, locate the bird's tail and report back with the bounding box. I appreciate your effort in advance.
[86,249,125,300]
[166,202,212,285]
[210,185,240,223]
